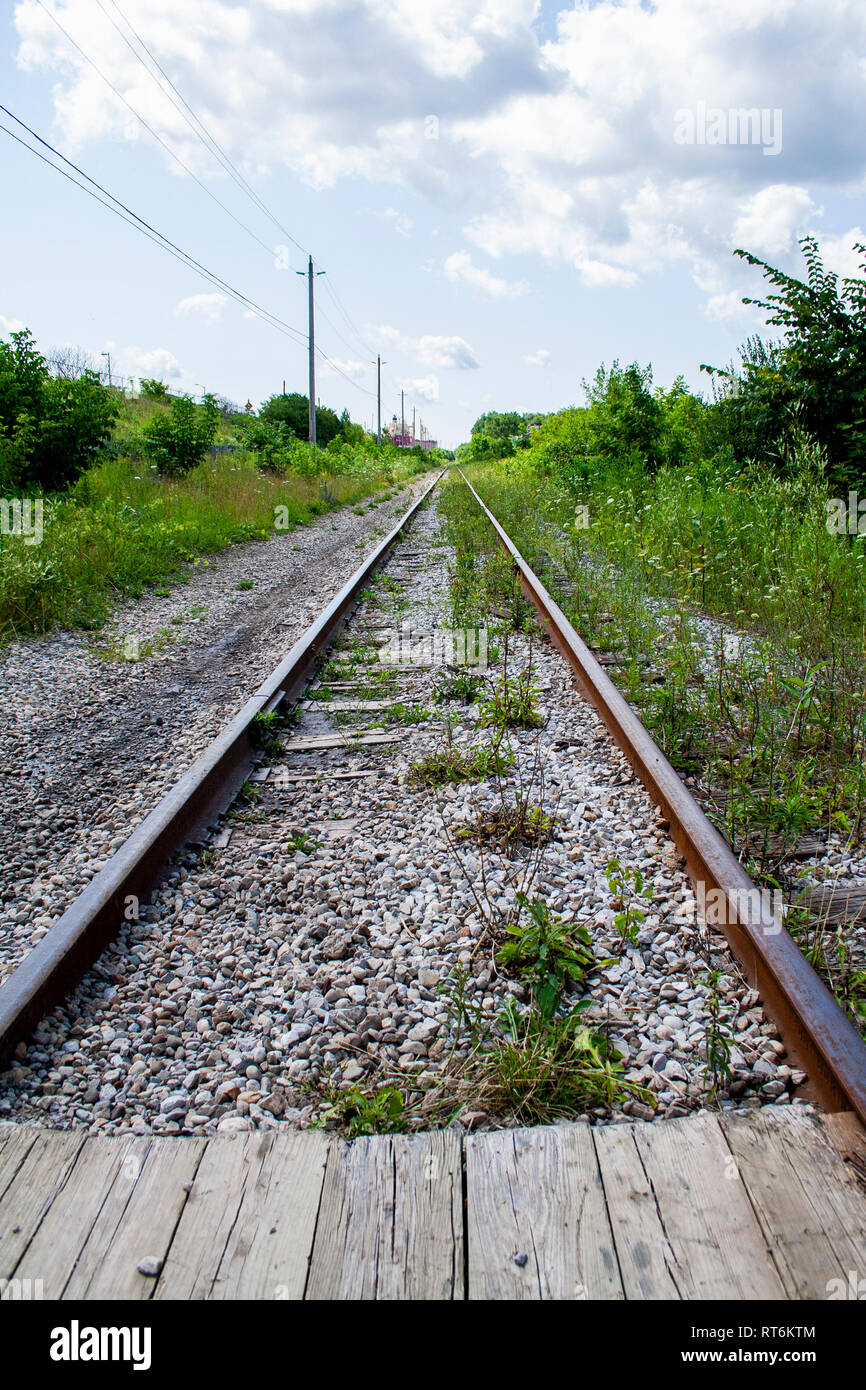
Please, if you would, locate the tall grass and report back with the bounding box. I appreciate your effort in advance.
[0,451,430,641]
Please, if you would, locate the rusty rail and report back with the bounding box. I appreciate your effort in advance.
[0,472,442,1066]
[460,470,866,1124]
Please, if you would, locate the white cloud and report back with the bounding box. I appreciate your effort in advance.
[121,346,183,382]
[321,357,367,379]
[703,290,763,326]
[175,292,227,322]
[444,249,528,298]
[819,228,866,282]
[731,186,818,257]
[0,315,26,337]
[382,208,414,237]
[400,375,439,401]
[522,347,549,366]
[13,0,866,303]
[376,324,480,368]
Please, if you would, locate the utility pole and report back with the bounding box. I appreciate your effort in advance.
[101,350,111,388]
[372,355,386,443]
[296,256,324,444]
[401,389,405,440]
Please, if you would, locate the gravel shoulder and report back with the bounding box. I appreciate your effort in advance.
[0,478,429,978]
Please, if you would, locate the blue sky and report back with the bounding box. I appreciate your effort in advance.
[2,0,865,447]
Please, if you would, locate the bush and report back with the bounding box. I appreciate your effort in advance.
[0,329,117,492]
[143,394,218,475]
[140,378,169,400]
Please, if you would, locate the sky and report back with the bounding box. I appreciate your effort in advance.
[1,0,865,448]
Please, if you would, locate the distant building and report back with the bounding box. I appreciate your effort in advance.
[388,413,437,450]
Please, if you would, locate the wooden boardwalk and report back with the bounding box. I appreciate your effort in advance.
[1,1107,864,1300]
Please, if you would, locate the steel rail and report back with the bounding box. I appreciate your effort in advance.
[0,472,443,1067]
[460,469,866,1124]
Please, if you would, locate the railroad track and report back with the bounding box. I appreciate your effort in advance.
[0,468,864,1144]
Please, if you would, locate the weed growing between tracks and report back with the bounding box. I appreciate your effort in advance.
[457,462,866,1035]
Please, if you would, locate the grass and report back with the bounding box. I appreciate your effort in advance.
[408,741,513,786]
[0,449,434,644]
[453,456,866,1035]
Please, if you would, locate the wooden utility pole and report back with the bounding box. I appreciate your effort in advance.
[373,355,386,443]
[297,256,324,444]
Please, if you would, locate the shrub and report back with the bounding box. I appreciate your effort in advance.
[143,394,218,475]
[0,329,117,492]
[140,378,169,400]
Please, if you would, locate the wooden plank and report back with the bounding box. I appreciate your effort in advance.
[65,1137,205,1300]
[465,1125,622,1301]
[593,1124,684,1300]
[282,732,401,752]
[821,1110,866,1188]
[15,1135,203,1299]
[629,1113,786,1299]
[157,1131,328,1300]
[721,1108,866,1297]
[300,700,396,713]
[306,1131,463,1300]
[0,1129,85,1279]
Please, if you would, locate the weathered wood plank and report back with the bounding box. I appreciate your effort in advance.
[15,1136,203,1299]
[64,1137,205,1300]
[306,1131,463,1300]
[282,732,401,752]
[630,1112,786,1299]
[721,1107,866,1297]
[821,1109,866,1187]
[593,1123,685,1300]
[157,1131,328,1300]
[0,1129,85,1279]
[465,1124,622,1300]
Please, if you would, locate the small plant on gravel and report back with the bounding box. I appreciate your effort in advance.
[408,740,512,786]
[478,663,543,731]
[433,667,483,704]
[456,796,556,856]
[314,1081,407,1137]
[476,997,643,1125]
[497,894,597,1019]
[605,857,654,950]
[235,579,254,591]
[697,967,735,1102]
[286,830,322,854]
[437,963,487,1048]
[250,709,284,757]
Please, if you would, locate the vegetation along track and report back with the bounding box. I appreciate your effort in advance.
[0,470,863,1137]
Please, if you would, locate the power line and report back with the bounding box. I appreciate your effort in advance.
[35,0,275,257]
[0,105,309,351]
[100,0,376,379]
[100,0,309,256]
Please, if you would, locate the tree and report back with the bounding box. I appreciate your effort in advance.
[140,378,169,400]
[703,237,866,485]
[583,361,665,469]
[0,329,117,491]
[471,410,527,440]
[259,391,342,446]
[143,394,218,475]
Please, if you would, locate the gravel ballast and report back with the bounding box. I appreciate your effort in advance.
[0,494,803,1133]
[0,479,429,980]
